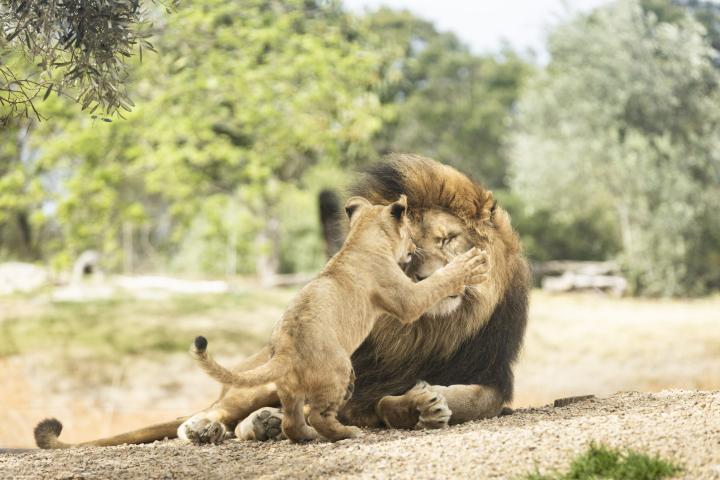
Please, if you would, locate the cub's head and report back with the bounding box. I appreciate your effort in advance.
[344,194,416,265]
[350,154,521,317]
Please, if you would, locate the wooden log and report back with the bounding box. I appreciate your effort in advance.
[542,272,628,295]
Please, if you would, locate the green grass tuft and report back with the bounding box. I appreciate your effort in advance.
[524,442,682,480]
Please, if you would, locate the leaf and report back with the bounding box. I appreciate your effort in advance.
[43,84,53,101]
[6,26,23,42]
[81,94,93,111]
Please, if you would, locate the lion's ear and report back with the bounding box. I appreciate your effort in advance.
[478,190,494,222]
[345,196,372,226]
[388,194,407,221]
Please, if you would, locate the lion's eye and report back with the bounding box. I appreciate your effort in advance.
[441,234,458,248]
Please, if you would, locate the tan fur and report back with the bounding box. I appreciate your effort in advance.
[34,418,186,449]
[357,156,519,368]
[34,346,276,449]
[365,210,508,367]
[341,154,530,428]
[33,155,526,447]
[191,195,490,442]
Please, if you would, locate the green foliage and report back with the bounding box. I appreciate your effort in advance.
[644,1,720,53]
[1,0,718,297]
[683,1,720,53]
[19,0,385,274]
[0,118,51,260]
[365,8,531,188]
[524,443,682,480]
[0,0,172,122]
[498,192,621,262]
[511,0,720,295]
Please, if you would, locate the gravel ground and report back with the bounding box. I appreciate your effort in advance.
[2,390,719,480]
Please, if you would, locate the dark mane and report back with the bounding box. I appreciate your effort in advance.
[349,154,495,224]
[342,154,530,422]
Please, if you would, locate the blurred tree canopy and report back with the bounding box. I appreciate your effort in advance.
[1,0,719,297]
[644,0,720,54]
[26,0,386,278]
[364,8,530,188]
[512,0,720,295]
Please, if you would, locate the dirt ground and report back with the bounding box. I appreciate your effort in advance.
[1,390,719,479]
[1,290,719,477]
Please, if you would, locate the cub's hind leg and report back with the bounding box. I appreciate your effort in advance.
[308,403,361,441]
[307,382,362,442]
[277,390,318,443]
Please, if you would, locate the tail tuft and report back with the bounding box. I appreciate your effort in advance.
[34,418,63,449]
[193,335,208,353]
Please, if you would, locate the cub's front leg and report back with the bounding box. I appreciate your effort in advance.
[380,247,490,324]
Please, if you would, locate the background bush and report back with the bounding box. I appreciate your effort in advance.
[1,0,719,296]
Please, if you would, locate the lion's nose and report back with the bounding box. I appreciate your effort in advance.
[414,273,429,282]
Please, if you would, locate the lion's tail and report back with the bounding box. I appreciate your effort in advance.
[319,189,345,258]
[190,336,281,387]
[34,417,185,449]
[34,418,71,449]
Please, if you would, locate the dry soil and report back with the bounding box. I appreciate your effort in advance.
[1,390,719,479]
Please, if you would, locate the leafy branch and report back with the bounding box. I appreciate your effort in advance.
[0,0,177,124]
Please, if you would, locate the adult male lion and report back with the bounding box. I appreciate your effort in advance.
[35,154,530,448]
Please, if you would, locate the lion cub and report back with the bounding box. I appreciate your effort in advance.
[191,195,489,442]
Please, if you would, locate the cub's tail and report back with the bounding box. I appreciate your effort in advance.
[190,336,280,387]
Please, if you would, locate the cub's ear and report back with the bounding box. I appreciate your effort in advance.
[389,194,408,221]
[478,190,494,222]
[345,196,372,226]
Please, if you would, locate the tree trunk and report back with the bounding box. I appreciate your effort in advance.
[123,222,133,274]
[255,216,281,288]
[15,211,34,259]
[616,203,635,260]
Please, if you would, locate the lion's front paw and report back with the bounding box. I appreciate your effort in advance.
[178,414,230,445]
[409,381,451,430]
[236,407,286,441]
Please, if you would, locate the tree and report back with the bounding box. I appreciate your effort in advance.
[0,120,43,259]
[511,0,720,296]
[364,8,530,188]
[31,0,386,278]
[642,0,720,55]
[0,0,172,123]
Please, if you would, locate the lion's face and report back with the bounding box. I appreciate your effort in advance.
[405,209,476,317]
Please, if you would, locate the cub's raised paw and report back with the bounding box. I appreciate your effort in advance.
[409,381,452,430]
[236,407,286,441]
[463,249,490,285]
[178,414,229,445]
